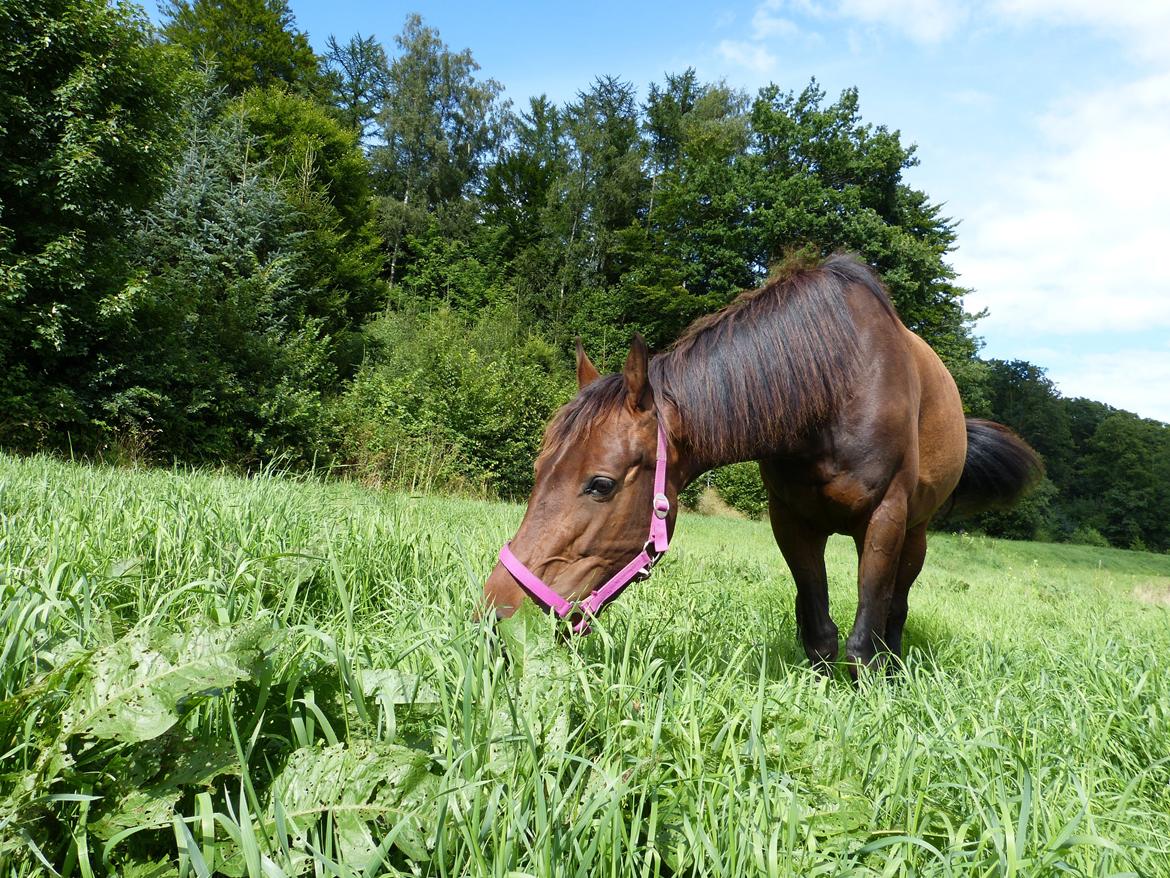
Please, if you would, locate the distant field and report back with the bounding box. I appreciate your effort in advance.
[1,454,1168,877]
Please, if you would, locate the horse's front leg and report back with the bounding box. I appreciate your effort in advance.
[847,487,910,676]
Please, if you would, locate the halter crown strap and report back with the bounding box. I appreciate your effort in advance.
[498,421,671,635]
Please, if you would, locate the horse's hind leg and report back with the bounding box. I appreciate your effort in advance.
[766,497,838,671]
[884,522,927,662]
[847,487,910,675]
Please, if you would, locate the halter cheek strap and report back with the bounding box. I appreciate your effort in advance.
[497,422,671,635]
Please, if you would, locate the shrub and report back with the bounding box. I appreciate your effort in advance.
[684,463,768,519]
[1068,525,1110,548]
[713,462,769,518]
[330,307,570,496]
[973,477,1059,541]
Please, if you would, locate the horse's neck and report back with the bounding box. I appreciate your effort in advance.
[654,359,799,485]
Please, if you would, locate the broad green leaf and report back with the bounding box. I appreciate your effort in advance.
[268,740,438,867]
[89,787,180,839]
[115,857,179,878]
[356,668,439,706]
[63,623,275,743]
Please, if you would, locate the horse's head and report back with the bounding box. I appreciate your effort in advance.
[483,334,679,622]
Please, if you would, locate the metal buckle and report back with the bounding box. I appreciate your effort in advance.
[653,492,670,519]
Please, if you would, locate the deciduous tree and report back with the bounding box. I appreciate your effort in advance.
[161,0,321,97]
[0,0,187,447]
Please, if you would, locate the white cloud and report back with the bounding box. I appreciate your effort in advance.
[715,39,779,74]
[1045,349,1170,423]
[833,0,969,43]
[741,0,967,44]
[948,88,995,107]
[752,4,802,39]
[991,0,1170,64]
[740,0,1170,55]
[955,72,1170,335]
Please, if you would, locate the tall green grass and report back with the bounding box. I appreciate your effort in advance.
[1,453,1168,877]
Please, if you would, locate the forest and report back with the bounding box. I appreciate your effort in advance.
[2,0,1167,551]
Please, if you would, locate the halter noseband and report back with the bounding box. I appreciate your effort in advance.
[497,422,671,635]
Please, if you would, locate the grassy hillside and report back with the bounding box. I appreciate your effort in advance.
[1,453,1168,877]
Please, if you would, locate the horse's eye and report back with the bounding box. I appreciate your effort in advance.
[585,476,616,497]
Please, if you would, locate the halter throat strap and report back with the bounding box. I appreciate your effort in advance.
[498,422,671,635]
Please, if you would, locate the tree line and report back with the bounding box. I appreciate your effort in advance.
[1,0,1166,551]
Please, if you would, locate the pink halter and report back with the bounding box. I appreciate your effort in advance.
[497,422,671,634]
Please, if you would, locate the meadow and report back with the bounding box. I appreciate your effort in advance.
[1,453,1168,877]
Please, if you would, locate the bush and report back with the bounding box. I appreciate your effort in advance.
[330,307,570,496]
[973,477,1059,541]
[713,463,769,518]
[1068,525,1110,548]
[684,462,768,519]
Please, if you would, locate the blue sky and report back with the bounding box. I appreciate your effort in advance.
[145,0,1170,422]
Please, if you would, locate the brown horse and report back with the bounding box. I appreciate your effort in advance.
[483,254,1041,673]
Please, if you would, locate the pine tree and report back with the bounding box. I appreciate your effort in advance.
[323,33,389,140]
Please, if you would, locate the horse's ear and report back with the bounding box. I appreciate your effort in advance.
[575,336,600,390]
[623,332,654,412]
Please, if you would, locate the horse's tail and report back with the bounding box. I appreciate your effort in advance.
[947,418,1044,516]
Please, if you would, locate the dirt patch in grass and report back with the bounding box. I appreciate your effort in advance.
[695,487,748,520]
[1133,580,1170,607]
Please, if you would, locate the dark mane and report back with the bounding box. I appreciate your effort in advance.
[653,253,897,465]
[538,373,628,467]
[543,254,900,467]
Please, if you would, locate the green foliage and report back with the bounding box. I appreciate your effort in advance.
[161,0,321,97]
[644,73,756,314]
[974,359,1170,551]
[373,14,505,211]
[972,476,1060,542]
[1068,525,1111,548]
[688,462,771,519]
[323,33,389,139]
[331,307,571,496]
[984,359,1073,483]
[229,86,385,369]
[714,463,770,519]
[62,623,272,743]
[397,221,508,311]
[0,0,187,447]
[745,80,977,363]
[100,90,336,461]
[483,96,568,261]
[2,454,1169,875]
[267,740,439,865]
[1081,413,1170,550]
[371,14,508,295]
